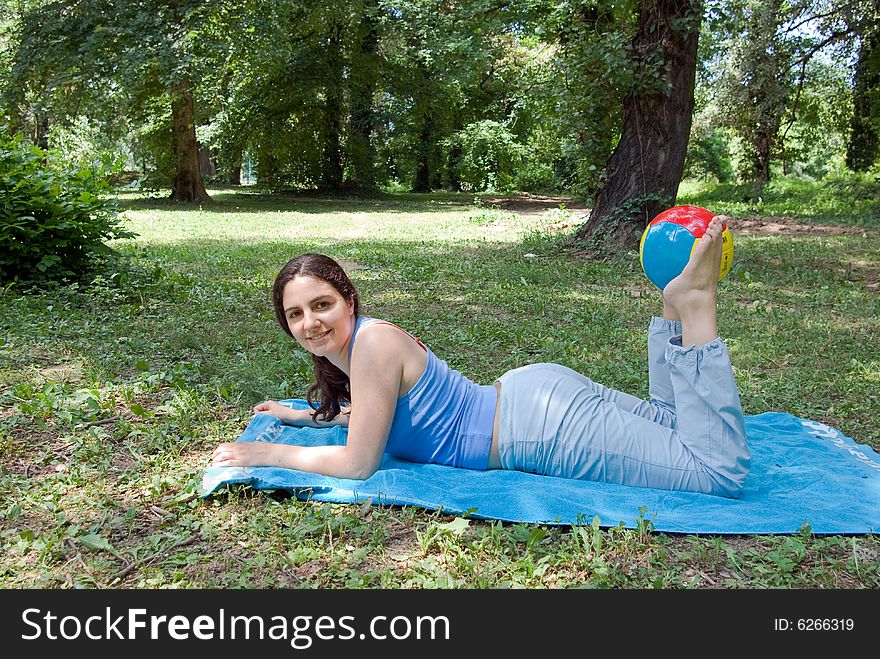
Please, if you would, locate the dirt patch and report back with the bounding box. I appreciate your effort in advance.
[4,424,73,478]
[482,194,590,217]
[734,216,875,237]
[337,258,366,272]
[37,362,85,384]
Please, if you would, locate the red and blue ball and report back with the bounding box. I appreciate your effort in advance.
[638,205,734,290]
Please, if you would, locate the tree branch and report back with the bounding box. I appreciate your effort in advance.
[783,28,854,74]
[781,8,844,36]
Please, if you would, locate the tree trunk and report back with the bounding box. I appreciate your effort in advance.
[753,131,773,191]
[575,0,702,251]
[170,78,211,203]
[412,110,435,193]
[321,24,345,192]
[412,65,440,193]
[347,0,379,191]
[846,29,880,172]
[35,113,50,150]
[446,142,463,192]
[735,0,786,197]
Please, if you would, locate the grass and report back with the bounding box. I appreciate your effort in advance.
[678,172,880,226]
[1,180,878,589]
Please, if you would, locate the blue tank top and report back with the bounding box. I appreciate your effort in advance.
[348,316,497,470]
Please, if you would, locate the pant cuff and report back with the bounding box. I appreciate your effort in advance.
[649,316,682,337]
[665,336,726,360]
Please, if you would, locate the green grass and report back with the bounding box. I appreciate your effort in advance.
[678,172,880,226]
[1,181,878,588]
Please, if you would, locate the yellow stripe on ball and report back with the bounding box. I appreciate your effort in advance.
[688,227,735,281]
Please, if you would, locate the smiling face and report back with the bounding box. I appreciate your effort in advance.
[282,274,356,360]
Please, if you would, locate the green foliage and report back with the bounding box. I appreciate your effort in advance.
[847,29,880,172]
[0,128,135,283]
[717,0,792,185]
[679,170,880,225]
[513,162,559,193]
[684,127,734,183]
[533,1,636,196]
[446,120,523,192]
[1,0,871,206]
[701,0,873,190]
[127,106,176,190]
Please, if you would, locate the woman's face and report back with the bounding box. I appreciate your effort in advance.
[282,275,355,359]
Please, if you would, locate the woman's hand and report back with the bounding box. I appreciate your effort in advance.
[252,400,309,425]
[211,441,276,468]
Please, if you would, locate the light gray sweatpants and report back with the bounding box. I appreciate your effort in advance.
[495,317,751,497]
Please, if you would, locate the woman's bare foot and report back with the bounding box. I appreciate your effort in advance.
[661,215,726,346]
[662,296,681,321]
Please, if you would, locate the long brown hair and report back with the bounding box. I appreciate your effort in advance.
[272,254,360,422]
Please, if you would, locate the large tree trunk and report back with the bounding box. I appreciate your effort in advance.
[846,29,880,172]
[412,66,441,193]
[446,142,463,192]
[170,78,211,203]
[412,109,436,193]
[575,0,701,251]
[752,130,774,189]
[321,24,345,192]
[347,0,379,191]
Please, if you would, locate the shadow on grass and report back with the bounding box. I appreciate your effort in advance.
[114,188,580,215]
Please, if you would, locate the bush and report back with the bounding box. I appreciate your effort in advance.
[513,162,559,193]
[446,121,523,192]
[684,128,734,183]
[0,129,136,284]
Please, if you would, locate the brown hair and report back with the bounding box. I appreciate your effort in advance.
[272,254,360,422]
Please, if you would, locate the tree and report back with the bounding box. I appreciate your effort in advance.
[4,0,238,202]
[702,0,873,189]
[320,19,346,191]
[378,0,531,193]
[347,0,381,190]
[169,77,210,202]
[213,0,384,192]
[575,0,702,250]
[723,0,791,190]
[846,24,880,170]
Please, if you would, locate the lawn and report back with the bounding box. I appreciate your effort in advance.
[1,184,878,588]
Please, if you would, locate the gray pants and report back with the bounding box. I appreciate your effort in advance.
[495,317,751,497]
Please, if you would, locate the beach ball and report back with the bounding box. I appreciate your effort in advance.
[638,205,733,290]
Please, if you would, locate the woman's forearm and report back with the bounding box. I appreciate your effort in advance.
[288,406,350,428]
[235,443,375,479]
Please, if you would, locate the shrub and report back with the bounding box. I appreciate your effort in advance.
[0,129,136,284]
[446,121,524,192]
[684,128,734,183]
[513,162,559,193]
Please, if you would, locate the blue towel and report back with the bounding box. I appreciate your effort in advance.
[201,400,880,534]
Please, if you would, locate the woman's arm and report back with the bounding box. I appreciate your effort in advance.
[253,400,350,427]
[212,330,402,479]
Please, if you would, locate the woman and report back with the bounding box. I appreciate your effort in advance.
[211,215,751,497]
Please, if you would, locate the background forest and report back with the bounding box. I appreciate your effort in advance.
[2,0,877,222]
